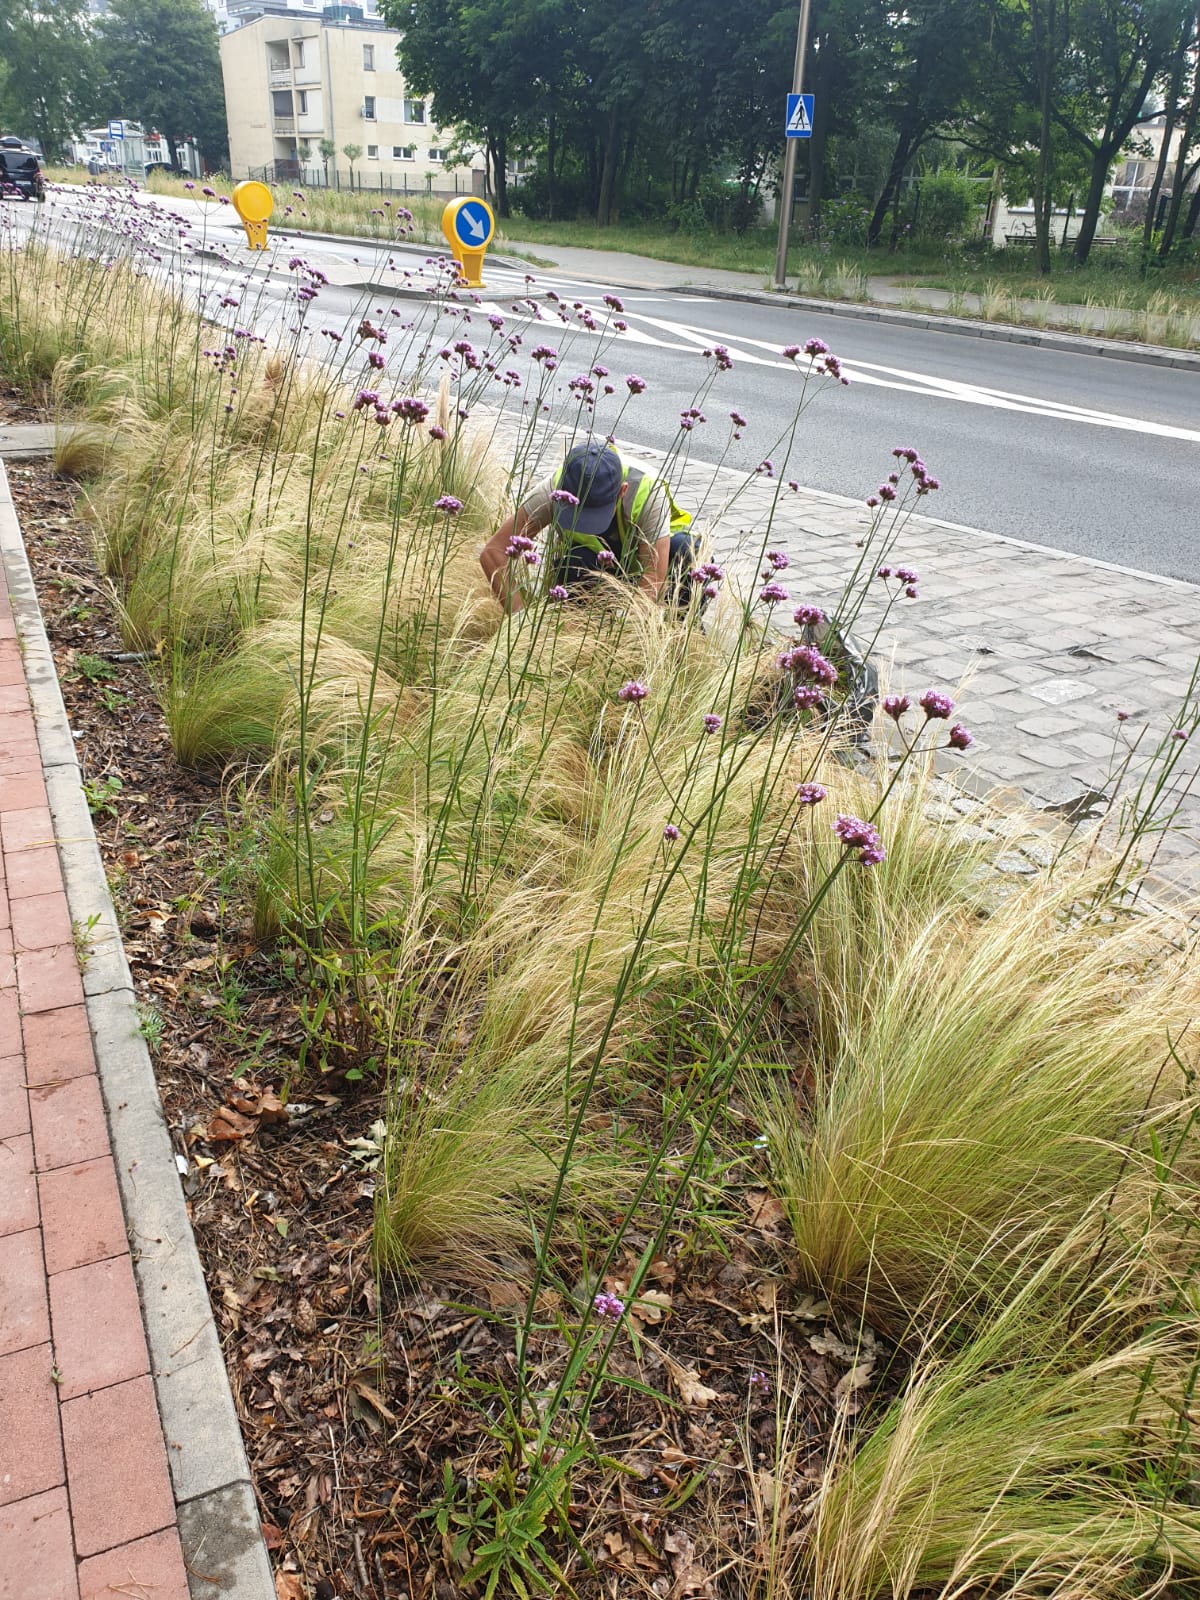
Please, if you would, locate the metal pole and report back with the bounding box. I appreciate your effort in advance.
[772,0,814,290]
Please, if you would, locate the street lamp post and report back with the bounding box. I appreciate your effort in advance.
[772,0,814,291]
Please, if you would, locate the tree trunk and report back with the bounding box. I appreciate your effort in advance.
[867,127,914,247]
[1070,153,1111,264]
[545,112,556,219]
[1142,22,1189,247]
[1030,0,1056,276]
[596,107,620,226]
[1160,30,1200,256]
[1184,177,1200,239]
[489,132,509,216]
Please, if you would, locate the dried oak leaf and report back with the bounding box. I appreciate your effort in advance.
[667,1360,720,1408]
[745,1189,788,1232]
[205,1105,257,1143]
[274,1572,304,1600]
[664,1528,715,1598]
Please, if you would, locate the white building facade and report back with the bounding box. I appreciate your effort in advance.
[218,5,484,193]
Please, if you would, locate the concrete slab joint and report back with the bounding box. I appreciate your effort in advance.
[0,460,274,1600]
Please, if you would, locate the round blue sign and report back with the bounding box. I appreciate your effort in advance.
[452,199,494,250]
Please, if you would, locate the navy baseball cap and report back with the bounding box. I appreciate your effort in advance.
[555,441,623,535]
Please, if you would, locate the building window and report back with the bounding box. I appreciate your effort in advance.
[428,147,445,163]
[403,98,426,124]
[297,89,308,114]
[363,95,376,119]
[367,143,379,158]
[293,39,305,67]
[362,43,374,69]
[393,144,415,160]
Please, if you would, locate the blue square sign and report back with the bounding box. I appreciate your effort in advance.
[785,94,814,138]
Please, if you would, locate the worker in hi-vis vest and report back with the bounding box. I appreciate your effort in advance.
[480,439,697,615]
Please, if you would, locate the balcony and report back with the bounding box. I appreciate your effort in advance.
[272,114,296,134]
[268,65,292,87]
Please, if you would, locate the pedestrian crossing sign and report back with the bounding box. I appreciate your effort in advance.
[785,93,814,137]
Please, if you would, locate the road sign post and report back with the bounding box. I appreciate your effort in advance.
[786,94,814,138]
[441,196,495,287]
[773,0,814,292]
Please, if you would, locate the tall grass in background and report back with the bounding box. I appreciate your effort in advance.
[3,188,1200,1599]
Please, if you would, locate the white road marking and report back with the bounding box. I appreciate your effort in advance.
[484,293,1200,445]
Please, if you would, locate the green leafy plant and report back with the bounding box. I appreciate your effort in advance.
[83,772,123,818]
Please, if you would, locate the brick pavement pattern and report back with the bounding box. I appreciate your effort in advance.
[0,563,189,1598]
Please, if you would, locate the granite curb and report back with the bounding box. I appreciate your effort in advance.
[0,460,275,1600]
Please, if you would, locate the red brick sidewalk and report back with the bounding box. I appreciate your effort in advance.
[0,564,188,1598]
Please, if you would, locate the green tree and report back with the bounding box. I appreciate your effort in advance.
[318,135,337,186]
[862,0,993,247]
[1062,0,1192,262]
[100,0,227,168]
[0,0,98,160]
[342,142,362,186]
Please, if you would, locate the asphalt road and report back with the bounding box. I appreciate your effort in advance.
[8,190,1199,581]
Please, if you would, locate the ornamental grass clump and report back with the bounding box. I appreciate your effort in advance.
[803,1191,1200,1600]
[767,858,1200,1334]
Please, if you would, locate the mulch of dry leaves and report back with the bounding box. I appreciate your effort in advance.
[6,431,896,1600]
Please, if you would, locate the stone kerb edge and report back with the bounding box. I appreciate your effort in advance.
[0,458,275,1600]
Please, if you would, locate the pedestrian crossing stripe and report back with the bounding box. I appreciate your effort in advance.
[787,97,811,134]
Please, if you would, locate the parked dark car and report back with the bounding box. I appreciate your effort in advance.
[0,138,46,202]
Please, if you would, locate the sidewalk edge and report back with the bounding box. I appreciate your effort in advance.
[0,460,275,1600]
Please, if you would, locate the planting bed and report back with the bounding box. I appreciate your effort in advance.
[8,452,901,1599]
[6,216,1200,1600]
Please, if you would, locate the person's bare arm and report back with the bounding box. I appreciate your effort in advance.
[480,505,535,614]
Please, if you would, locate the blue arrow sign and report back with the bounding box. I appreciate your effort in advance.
[452,199,494,249]
[785,94,814,138]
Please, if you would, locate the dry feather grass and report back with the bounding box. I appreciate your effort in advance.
[803,1205,1200,1600]
[767,860,1200,1333]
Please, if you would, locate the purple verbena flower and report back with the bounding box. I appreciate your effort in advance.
[434,495,463,514]
[617,681,648,704]
[702,714,722,735]
[919,689,954,720]
[795,782,826,806]
[548,584,569,603]
[765,550,790,572]
[392,396,429,424]
[882,694,910,720]
[833,814,885,865]
[663,822,681,841]
[947,723,974,751]
[793,604,824,628]
[593,1291,625,1322]
[759,582,790,604]
[626,374,647,395]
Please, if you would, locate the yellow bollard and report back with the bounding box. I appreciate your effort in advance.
[441,197,495,287]
[232,180,274,250]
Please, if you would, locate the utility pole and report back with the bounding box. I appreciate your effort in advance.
[773,0,814,291]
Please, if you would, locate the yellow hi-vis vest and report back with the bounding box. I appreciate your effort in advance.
[617,463,693,541]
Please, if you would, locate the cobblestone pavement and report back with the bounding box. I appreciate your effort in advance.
[620,438,1200,896]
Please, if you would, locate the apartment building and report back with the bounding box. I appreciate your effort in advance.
[218,4,484,191]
